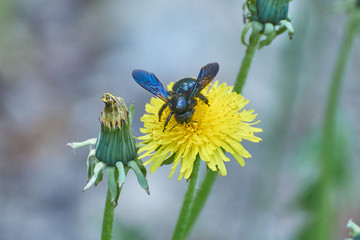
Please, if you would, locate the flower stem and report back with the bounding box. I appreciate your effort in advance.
[313,15,357,240]
[233,33,261,94]
[324,18,356,129]
[183,170,218,238]
[172,27,262,240]
[172,32,261,240]
[172,156,201,240]
[101,188,115,240]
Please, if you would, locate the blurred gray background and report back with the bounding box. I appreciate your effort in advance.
[0,0,359,239]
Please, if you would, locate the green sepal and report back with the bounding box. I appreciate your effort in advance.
[251,21,263,34]
[279,20,294,39]
[115,161,126,186]
[96,124,137,166]
[87,149,96,180]
[136,143,146,151]
[263,23,275,34]
[128,160,150,195]
[242,2,247,23]
[241,22,253,46]
[92,158,100,180]
[83,161,105,191]
[95,166,103,186]
[279,19,294,32]
[114,167,120,205]
[161,153,175,166]
[246,0,257,19]
[129,104,135,127]
[106,166,119,206]
[133,157,147,177]
[67,138,97,149]
[275,25,287,36]
[95,125,109,163]
[258,30,277,49]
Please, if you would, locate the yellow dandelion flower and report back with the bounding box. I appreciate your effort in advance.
[138,81,262,180]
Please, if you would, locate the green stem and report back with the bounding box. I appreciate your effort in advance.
[183,170,218,238]
[324,19,356,131]
[101,188,115,240]
[233,33,261,94]
[172,156,201,240]
[314,15,357,240]
[173,33,261,238]
[172,26,262,240]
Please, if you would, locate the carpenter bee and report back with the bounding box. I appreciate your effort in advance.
[132,62,219,131]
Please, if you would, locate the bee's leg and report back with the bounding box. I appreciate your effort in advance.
[158,103,169,122]
[169,123,179,132]
[197,93,209,106]
[186,120,198,128]
[163,112,173,132]
[188,98,197,109]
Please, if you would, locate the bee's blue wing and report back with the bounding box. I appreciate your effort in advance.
[190,62,219,97]
[132,70,169,102]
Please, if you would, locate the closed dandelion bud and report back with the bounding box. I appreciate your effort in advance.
[67,93,149,207]
[242,0,294,48]
[255,0,289,24]
[96,93,136,165]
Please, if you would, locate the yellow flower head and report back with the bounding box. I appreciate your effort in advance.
[138,81,262,180]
